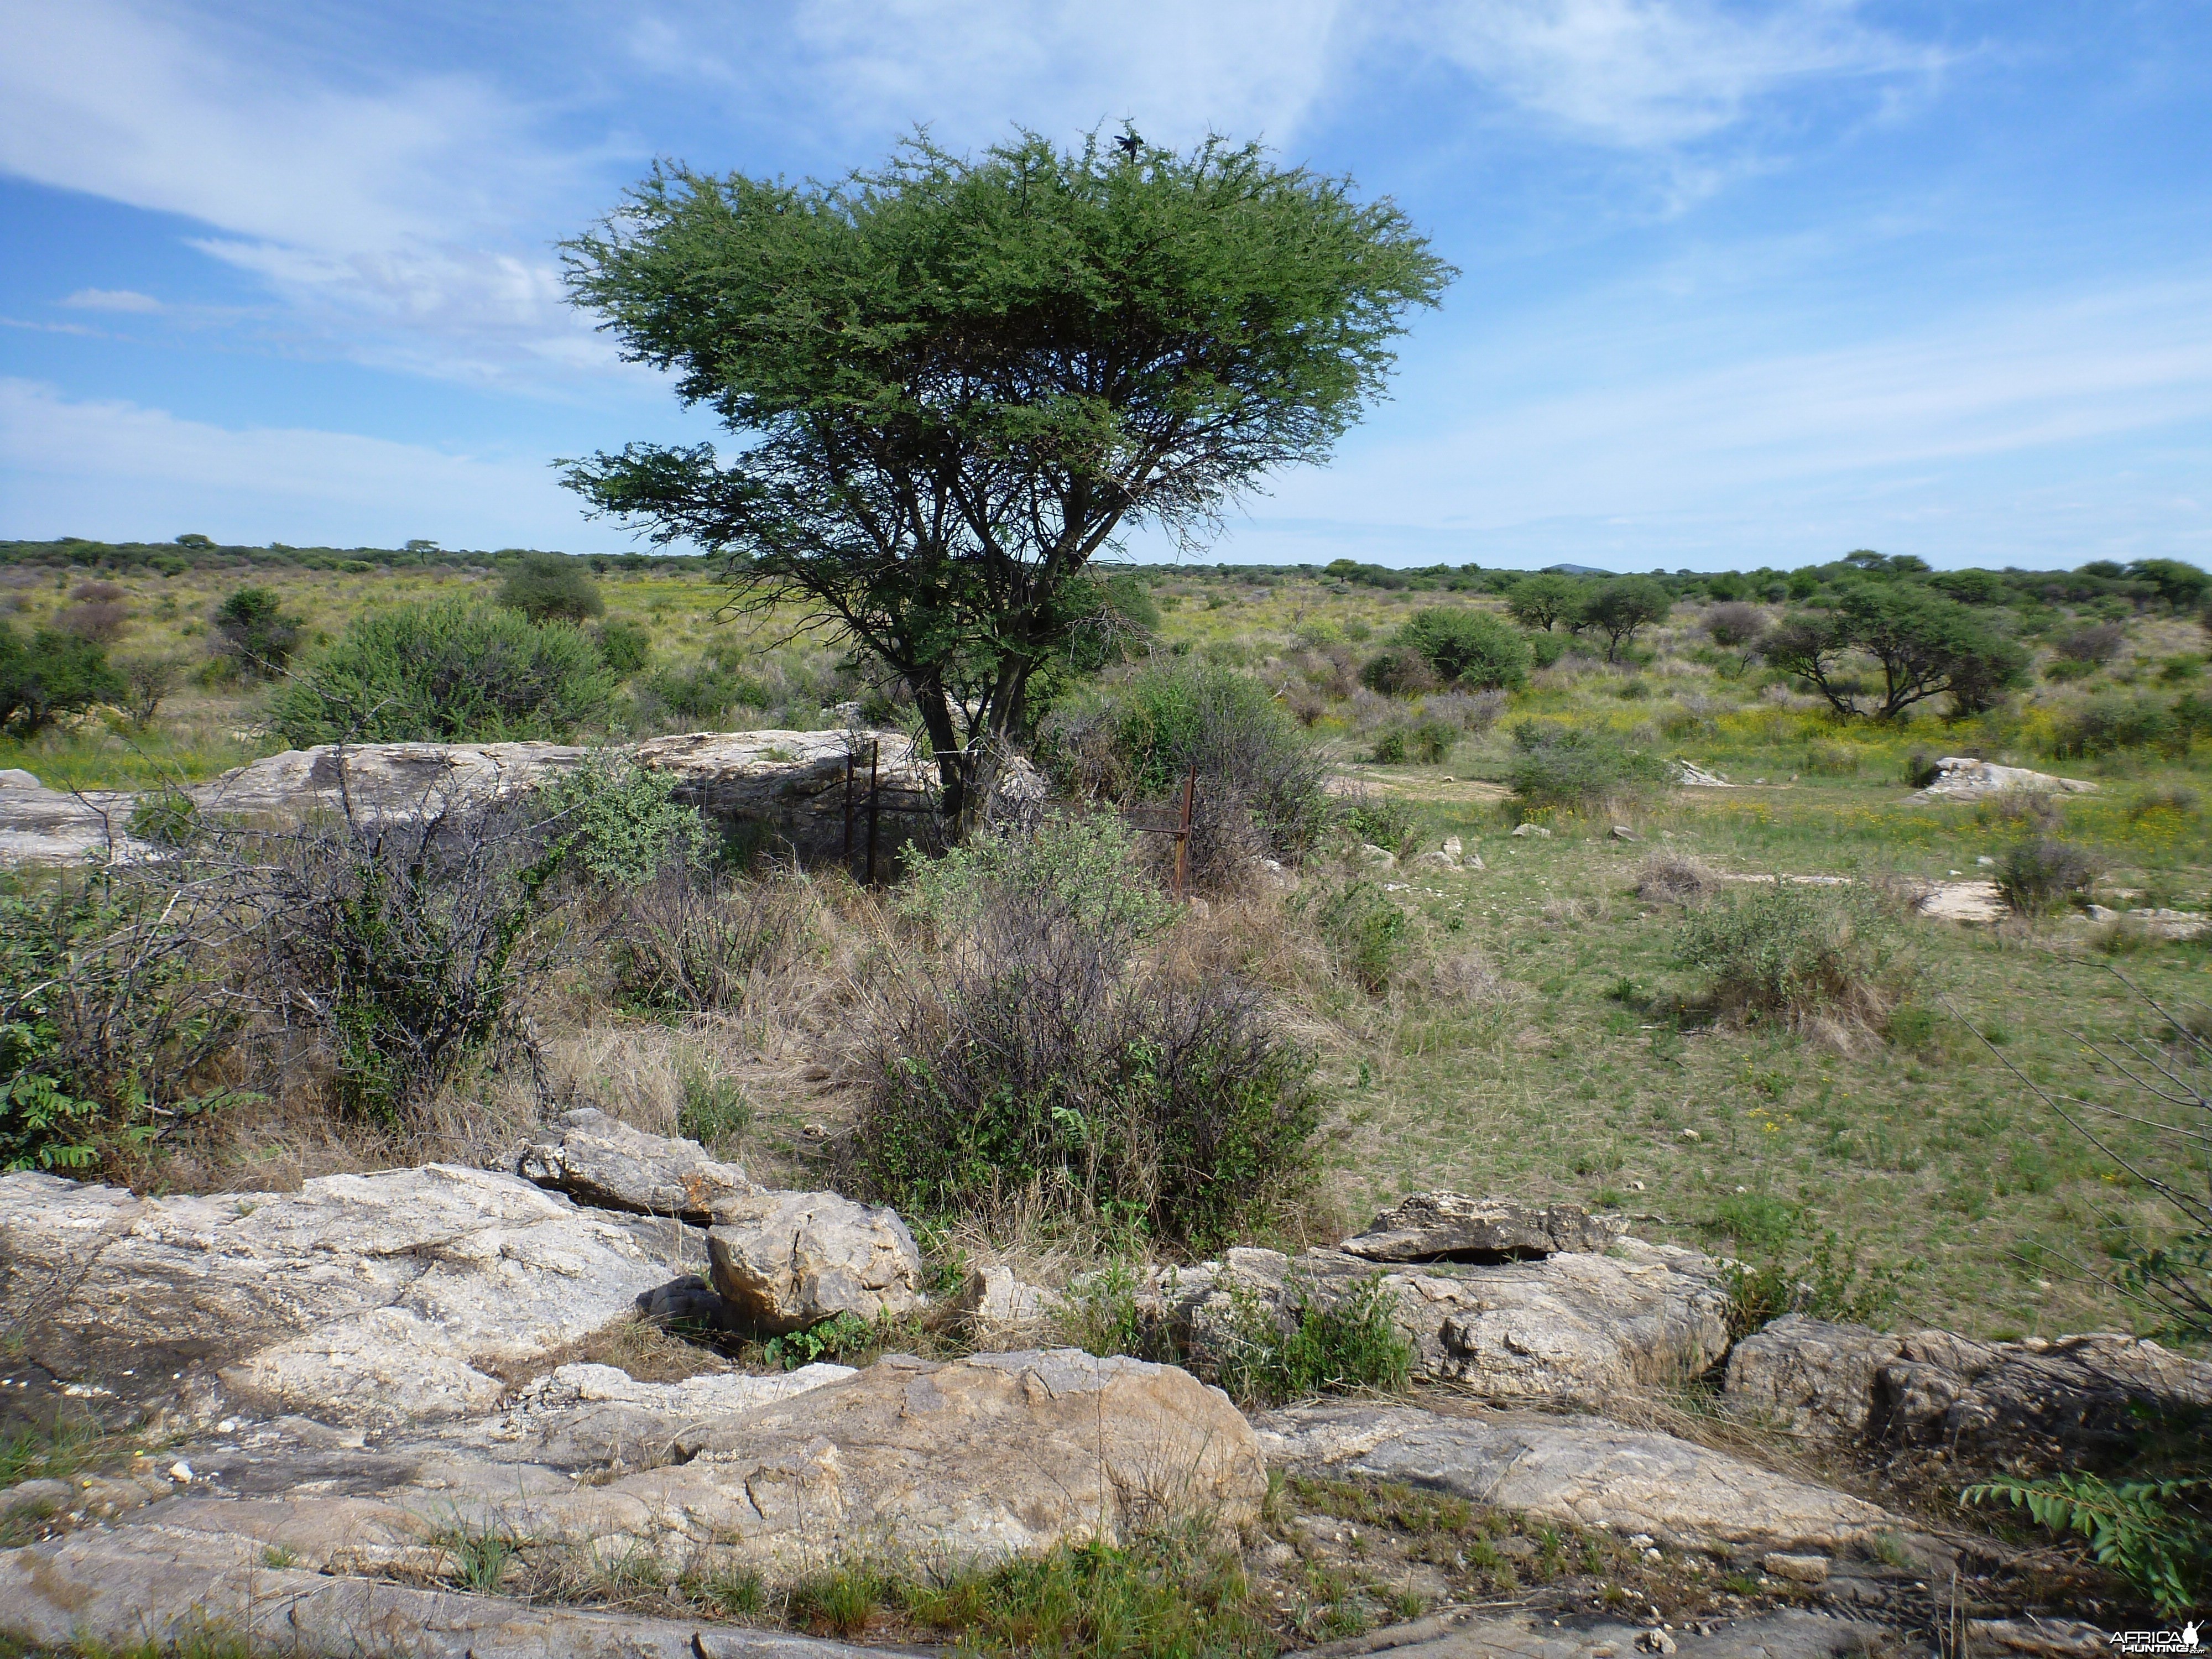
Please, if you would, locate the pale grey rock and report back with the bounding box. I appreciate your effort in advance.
[1762,1552,1832,1583]
[2084,903,2212,940]
[1672,761,1734,788]
[1963,1618,2111,1657]
[519,1106,758,1220]
[1340,1192,1620,1262]
[0,1165,681,1426]
[1913,758,2096,801]
[3,1349,1266,1617]
[1725,1313,2212,1467]
[1359,842,1399,869]
[1298,1608,1895,1659]
[1258,1400,1895,1554]
[0,782,149,865]
[0,1524,868,1659]
[1917,879,2008,924]
[958,1264,1063,1332]
[1172,1238,1731,1405]
[0,768,42,789]
[708,1189,927,1334]
[1511,822,1551,838]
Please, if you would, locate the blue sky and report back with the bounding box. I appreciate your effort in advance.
[2,1,2208,571]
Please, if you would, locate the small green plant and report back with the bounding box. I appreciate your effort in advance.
[1339,793,1416,854]
[1504,721,1671,814]
[1318,881,1408,994]
[685,1563,766,1618]
[430,1515,515,1593]
[1718,1224,1914,1339]
[1963,1473,2208,1614]
[126,789,199,848]
[1213,1272,1414,1406]
[787,1559,887,1638]
[761,1311,879,1370]
[677,1060,751,1149]
[1997,837,2099,914]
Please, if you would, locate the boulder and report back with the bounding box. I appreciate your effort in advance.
[1724,1314,2212,1466]
[4,1349,1265,1611]
[1672,761,1734,789]
[708,1189,927,1334]
[176,728,935,860]
[957,1264,1064,1333]
[1917,879,2007,924]
[519,1106,757,1220]
[1912,758,2096,801]
[0,782,149,865]
[1170,1236,1731,1405]
[1339,1192,1620,1262]
[0,1166,688,1427]
[1258,1401,1896,1555]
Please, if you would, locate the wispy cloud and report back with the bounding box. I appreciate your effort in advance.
[60,288,163,312]
[1412,0,1942,149]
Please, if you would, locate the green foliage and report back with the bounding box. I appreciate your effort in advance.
[1580,577,1671,662]
[1503,573,1590,632]
[906,1523,1272,1658]
[1718,1218,1914,1339]
[269,601,616,744]
[1997,837,2099,914]
[858,818,1319,1249]
[1504,721,1671,813]
[2051,693,2195,759]
[126,789,198,848]
[763,1311,879,1370]
[1963,1473,2209,1615]
[0,875,241,1172]
[595,617,652,676]
[1339,792,1416,854]
[1676,884,1907,1029]
[642,656,761,722]
[561,131,1451,824]
[538,757,704,888]
[1762,585,2030,719]
[1318,881,1408,993]
[211,586,302,678]
[1392,607,1530,690]
[1213,1273,1414,1406]
[677,1060,752,1149]
[1357,646,1438,697]
[897,812,1171,945]
[0,621,124,735]
[498,551,605,623]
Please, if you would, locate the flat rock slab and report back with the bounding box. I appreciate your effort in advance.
[1725,1314,2212,1467]
[1918,880,2007,924]
[1175,1240,1731,1406]
[0,1165,695,1426]
[1340,1193,1621,1262]
[0,1524,871,1659]
[6,1349,1265,1601]
[1258,1401,1896,1554]
[520,1105,758,1220]
[1305,1606,1897,1659]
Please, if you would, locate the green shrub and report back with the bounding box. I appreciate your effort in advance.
[897,812,1171,945]
[0,622,124,735]
[1903,750,1943,789]
[856,820,1318,1249]
[269,601,616,744]
[1394,608,1530,690]
[1676,884,1907,1031]
[1042,662,1331,883]
[643,657,760,723]
[1370,726,1407,763]
[1714,1213,1913,1339]
[595,618,652,676]
[1319,880,1408,993]
[211,586,302,679]
[498,552,604,623]
[1357,647,1438,697]
[1997,837,2099,914]
[1212,1272,1414,1406]
[1339,792,1416,854]
[1527,630,1569,669]
[2051,694,2182,758]
[1964,1474,2209,1616]
[1504,721,1671,814]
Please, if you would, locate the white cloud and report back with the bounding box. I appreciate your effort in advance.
[60,288,163,312]
[0,379,611,549]
[1411,0,1942,148]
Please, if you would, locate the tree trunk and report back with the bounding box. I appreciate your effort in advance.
[913,685,967,834]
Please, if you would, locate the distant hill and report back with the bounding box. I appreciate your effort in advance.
[1541,563,1614,576]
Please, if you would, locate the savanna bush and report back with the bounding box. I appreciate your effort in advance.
[1392,607,1531,690]
[1504,721,1672,815]
[854,814,1319,1249]
[1676,884,1910,1035]
[270,601,616,745]
[498,552,604,623]
[1997,837,2099,914]
[1041,662,1332,886]
[0,622,123,735]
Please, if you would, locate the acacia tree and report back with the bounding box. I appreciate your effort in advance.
[560,132,1451,829]
[1762,584,2028,719]
[1580,577,1671,662]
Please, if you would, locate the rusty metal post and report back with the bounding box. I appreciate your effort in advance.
[1172,763,1196,902]
[865,740,881,887]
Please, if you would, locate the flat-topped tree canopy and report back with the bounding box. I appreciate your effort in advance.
[559,129,1452,831]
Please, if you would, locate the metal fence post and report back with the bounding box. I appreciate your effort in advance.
[1172,763,1196,902]
[865,739,881,887]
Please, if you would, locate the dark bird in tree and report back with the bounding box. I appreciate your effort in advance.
[559,129,1452,834]
[1115,129,1142,159]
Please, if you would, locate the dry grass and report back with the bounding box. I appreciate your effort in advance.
[1632,849,1720,907]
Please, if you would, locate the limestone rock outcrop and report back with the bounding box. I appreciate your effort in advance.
[1912,758,2096,801]
[1724,1314,2212,1466]
[1258,1400,1896,1556]
[707,1188,928,1334]
[1339,1193,1621,1262]
[519,1106,757,1221]
[0,1165,692,1426]
[0,778,148,864]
